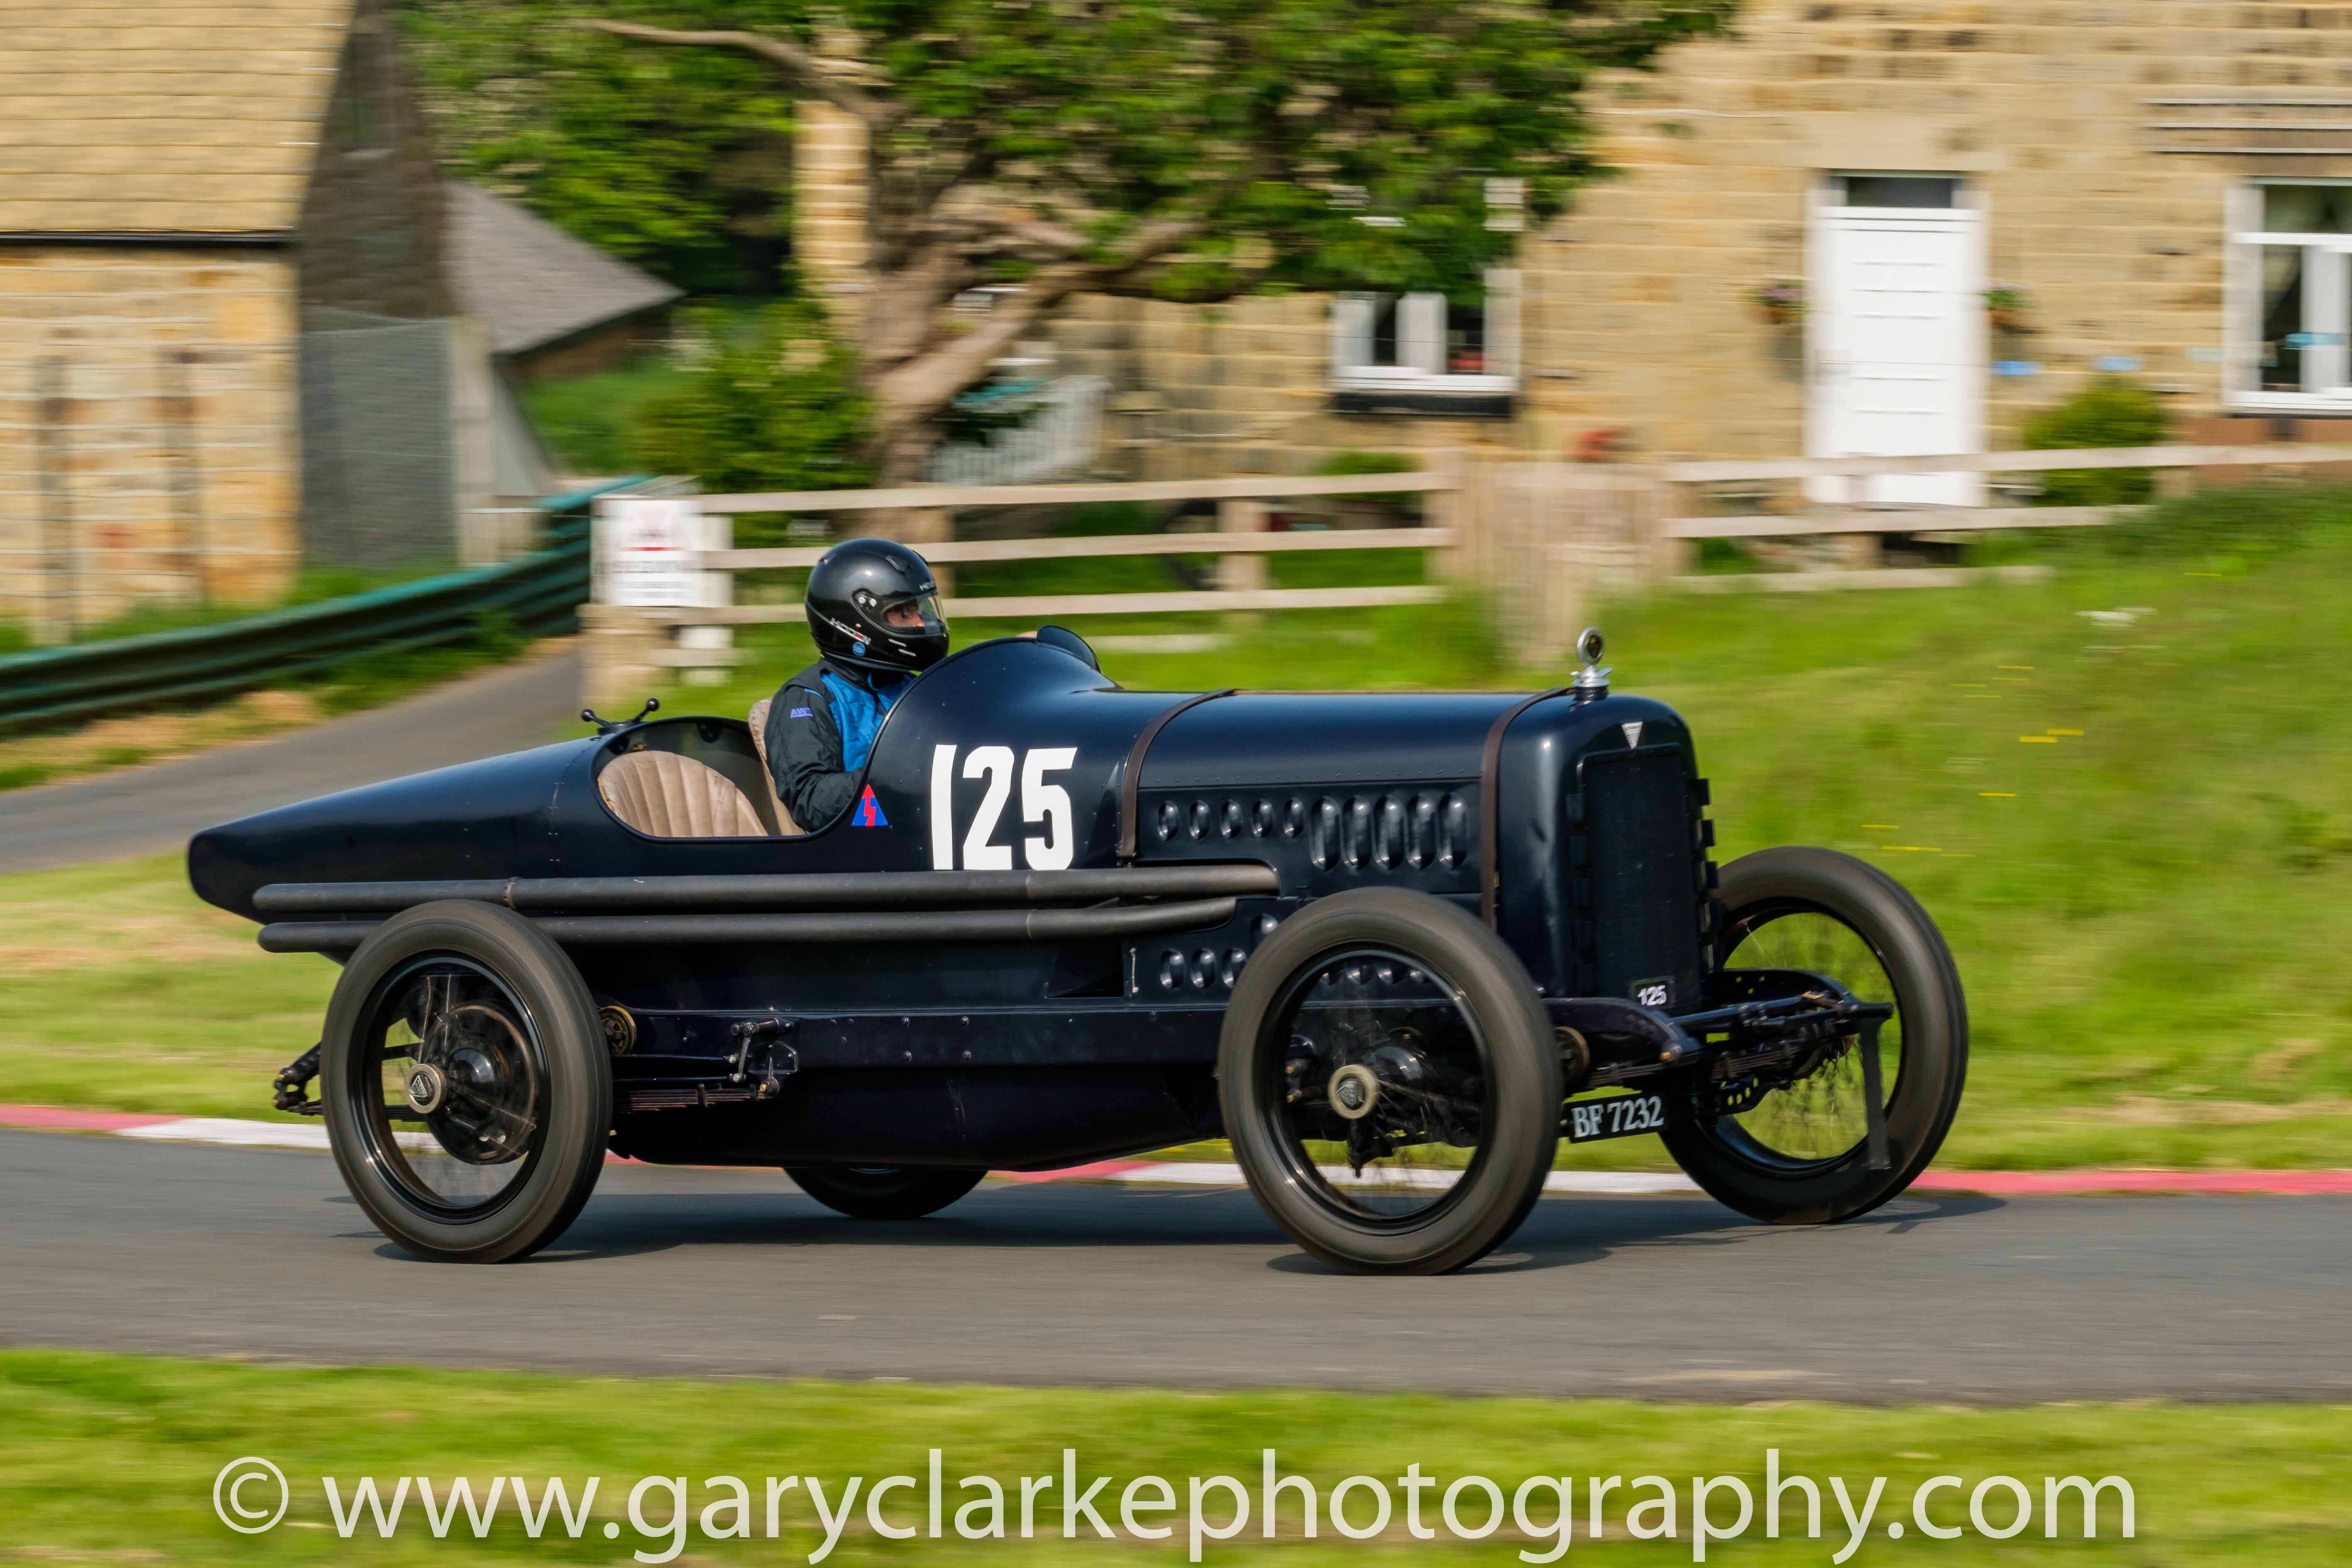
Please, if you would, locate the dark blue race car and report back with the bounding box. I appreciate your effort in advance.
[192,628,1966,1274]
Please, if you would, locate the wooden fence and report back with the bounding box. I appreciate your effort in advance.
[581,464,1470,707]
[579,442,2352,707]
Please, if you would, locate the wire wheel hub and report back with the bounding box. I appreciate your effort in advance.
[1327,1063,1381,1120]
[403,1061,446,1115]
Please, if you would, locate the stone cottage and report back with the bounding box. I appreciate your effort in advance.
[799,3,2352,494]
[0,0,674,643]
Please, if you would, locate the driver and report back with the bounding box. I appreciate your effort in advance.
[763,538,949,830]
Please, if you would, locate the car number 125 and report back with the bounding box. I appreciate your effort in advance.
[929,745,1078,871]
[1566,1092,1670,1143]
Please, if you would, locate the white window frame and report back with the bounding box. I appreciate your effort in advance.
[1330,269,1520,395]
[2227,179,2352,412]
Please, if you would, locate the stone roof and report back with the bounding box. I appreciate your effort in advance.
[445,183,684,357]
[0,0,353,235]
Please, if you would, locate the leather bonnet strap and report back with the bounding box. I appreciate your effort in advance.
[1117,689,1237,863]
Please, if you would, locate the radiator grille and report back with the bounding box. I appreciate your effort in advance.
[1579,747,1704,1009]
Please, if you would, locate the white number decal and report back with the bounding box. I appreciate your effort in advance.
[930,745,1078,870]
[930,745,958,869]
[1021,747,1077,871]
[961,746,1016,870]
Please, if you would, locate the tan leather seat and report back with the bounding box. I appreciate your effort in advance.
[745,698,803,835]
[597,749,767,839]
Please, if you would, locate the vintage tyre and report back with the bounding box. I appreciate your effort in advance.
[1661,846,1968,1225]
[785,1165,987,1219]
[320,900,611,1264]
[1220,888,1562,1275]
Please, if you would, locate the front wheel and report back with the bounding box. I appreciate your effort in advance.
[1220,888,1562,1275]
[1662,846,1967,1224]
[785,1165,985,1219]
[320,901,611,1263]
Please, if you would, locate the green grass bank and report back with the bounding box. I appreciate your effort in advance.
[1,1350,2342,1565]
[8,492,2352,1168]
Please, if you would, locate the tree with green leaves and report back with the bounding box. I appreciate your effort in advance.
[398,0,798,295]
[634,300,873,501]
[584,0,1739,482]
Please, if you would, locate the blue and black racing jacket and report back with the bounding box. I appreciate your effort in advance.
[761,658,912,831]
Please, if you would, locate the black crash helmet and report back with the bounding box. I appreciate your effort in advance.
[804,537,950,676]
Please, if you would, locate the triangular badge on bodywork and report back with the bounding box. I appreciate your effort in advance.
[1621,721,1645,749]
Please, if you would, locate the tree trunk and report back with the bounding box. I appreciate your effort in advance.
[870,418,942,487]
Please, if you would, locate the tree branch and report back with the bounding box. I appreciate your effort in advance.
[869,215,1206,426]
[581,20,896,128]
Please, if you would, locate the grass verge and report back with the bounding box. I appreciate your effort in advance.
[12,495,2352,1167]
[2,1349,2342,1564]
[658,506,2352,1169]
[0,855,340,1118]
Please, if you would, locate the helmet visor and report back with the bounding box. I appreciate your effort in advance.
[877,592,945,635]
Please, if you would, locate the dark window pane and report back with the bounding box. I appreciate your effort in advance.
[1839,176,1959,209]
[2262,245,2308,391]
[2262,183,2352,235]
[1445,299,1487,374]
[1369,296,1399,367]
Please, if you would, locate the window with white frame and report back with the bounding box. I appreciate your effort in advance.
[1330,273,1520,395]
[2232,181,2352,405]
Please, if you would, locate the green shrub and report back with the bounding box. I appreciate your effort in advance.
[631,301,870,545]
[520,357,695,477]
[2020,375,2171,506]
[1311,449,1421,477]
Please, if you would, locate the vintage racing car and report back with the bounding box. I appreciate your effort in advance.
[190,627,1967,1274]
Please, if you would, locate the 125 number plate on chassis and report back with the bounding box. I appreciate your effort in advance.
[1566,1092,1672,1143]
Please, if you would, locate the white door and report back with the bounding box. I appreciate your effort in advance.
[1808,205,1985,506]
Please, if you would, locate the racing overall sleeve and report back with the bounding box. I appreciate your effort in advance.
[764,679,862,831]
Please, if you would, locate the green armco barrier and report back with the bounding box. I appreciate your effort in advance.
[0,477,649,736]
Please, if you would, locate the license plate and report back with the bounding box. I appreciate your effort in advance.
[1565,1092,1671,1143]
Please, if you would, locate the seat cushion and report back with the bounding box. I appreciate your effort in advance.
[597,749,768,839]
[745,698,802,835]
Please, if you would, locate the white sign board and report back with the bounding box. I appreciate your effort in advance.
[594,496,709,607]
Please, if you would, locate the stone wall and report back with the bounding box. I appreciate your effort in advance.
[1513,0,2335,466]
[0,249,302,638]
[1049,3,2352,474]
[1041,291,1531,479]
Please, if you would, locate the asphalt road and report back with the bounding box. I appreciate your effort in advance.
[6,1130,2347,1402]
[0,648,581,874]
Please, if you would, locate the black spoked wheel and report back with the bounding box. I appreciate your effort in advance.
[785,1165,985,1219]
[321,902,610,1263]
[359,958,547,1213]
[1222,889,1560,1274]
[1662,847,1967,1224]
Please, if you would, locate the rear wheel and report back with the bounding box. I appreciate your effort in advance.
[321,901,610,1263]
[1662,847,1966,1224]
[785,1165,985,1219]
[1220,889,1561,1274]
